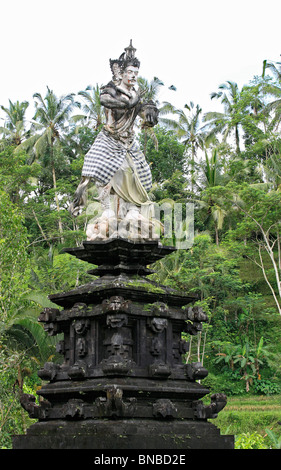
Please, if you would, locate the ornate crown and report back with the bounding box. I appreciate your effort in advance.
[109,40,140,82]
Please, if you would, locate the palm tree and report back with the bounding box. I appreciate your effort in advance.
[72,84,105,130]
[137,76,177,153]
[262,60,281,131]
[203,81,243,154]
[137,76,164,153]
[161,102,207,192]
[202,147,222,188]
[137,76,165,104]
[1,295,58,367]
[0,100,30,145]
[196,148,227,245]
[17,87,78,239]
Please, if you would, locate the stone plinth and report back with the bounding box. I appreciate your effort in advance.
[13,238,234,449]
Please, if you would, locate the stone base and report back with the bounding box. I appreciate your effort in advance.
[13,418,234,449]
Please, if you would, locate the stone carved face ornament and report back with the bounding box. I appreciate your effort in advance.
[111,62,122,83]
[106,314,128,329]
[102,296,131,314]
[150,302,169,315]
[149,317,168,333]
[73,319,90,335]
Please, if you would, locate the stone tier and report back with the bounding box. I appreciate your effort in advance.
[63,238,176,276]
[13,239,234,449]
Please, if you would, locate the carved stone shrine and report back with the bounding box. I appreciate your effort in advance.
[13,238,234,449]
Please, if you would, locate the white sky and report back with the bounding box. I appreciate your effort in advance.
[1,0,281,121]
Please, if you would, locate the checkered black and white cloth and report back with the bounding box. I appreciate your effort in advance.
[81,129,152,191]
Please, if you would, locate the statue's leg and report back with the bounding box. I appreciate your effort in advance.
[117,203,150,239]
[124,203,161,240]
[96,182,115,219]
[86,182,117,240]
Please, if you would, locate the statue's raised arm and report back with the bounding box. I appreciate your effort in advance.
[70,41,160,241]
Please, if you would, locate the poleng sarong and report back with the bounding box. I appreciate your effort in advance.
[82,129,152,192]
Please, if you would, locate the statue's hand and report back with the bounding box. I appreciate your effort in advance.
[140,101,159,128]
[69,177,91,217]
[141,112,155,128]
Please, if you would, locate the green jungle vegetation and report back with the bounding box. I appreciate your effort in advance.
[1,62,281,449]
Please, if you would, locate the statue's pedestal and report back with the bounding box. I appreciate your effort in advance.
[13,418,233,449]
[13,239,234,449]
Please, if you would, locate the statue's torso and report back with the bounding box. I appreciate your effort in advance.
[100,82,141,145]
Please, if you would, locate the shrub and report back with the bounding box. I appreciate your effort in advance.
[202,371,246,396]
[252,379,281,395]
[235,432,267,449]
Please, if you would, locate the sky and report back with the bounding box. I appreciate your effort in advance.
[1,0,281,121]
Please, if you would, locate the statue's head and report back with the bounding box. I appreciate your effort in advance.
[110,40,140,85]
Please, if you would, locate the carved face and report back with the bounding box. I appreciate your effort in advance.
[106,314,128,328]
[122,65,139,88]
[112,62,122,82]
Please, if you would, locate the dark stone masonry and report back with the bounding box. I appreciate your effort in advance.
[13,238,234,449]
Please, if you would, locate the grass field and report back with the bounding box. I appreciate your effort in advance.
[210,394,281,448]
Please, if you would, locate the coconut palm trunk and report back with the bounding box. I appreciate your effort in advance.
[51,155,64,242]
[15,87,77,243]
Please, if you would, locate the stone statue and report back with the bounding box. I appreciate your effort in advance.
[70,40,160,240]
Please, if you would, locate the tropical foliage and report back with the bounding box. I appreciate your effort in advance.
[1,61,281,448]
